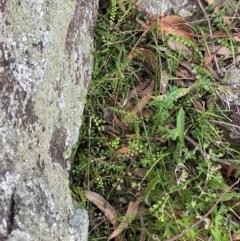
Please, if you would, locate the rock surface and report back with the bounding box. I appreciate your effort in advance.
[137,0,237,21]
[0,0,98,240]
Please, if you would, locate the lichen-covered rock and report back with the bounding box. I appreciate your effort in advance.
[136,0,237,21]
[0,0,98,240]
[218,65,240,144]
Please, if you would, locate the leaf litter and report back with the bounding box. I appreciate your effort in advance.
[79,0,240,240]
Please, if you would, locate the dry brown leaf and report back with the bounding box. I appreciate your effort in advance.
[229,20,239,29]
[167,40,193,59]
[191,99,205,112]
[113,114,121,125]
[204,54,215,67]
[204,0,215,4]
[176,70,188,79]
[118,146,131,154]
[128,48,157,70]
[204,46,222,67]
[176,69,195,80]
[226,164,236,186]
[108,197,142,240]
[84,191,118,226]
[200,45,232,60]
[155,136,168,143]
[227,164,236,180]
[122,80,154,123]
[132,167,148,178]
[140,109,152,117]
[160,70,169,94]
[110,146,131,161]
[223,17,231,26]
[234,36,240,42]
[206,66,222,81]
[117,0,126,12]
[213,6,221,13]
[211,45,231,58]
[122,81,149,107]
[180,61,193,72]
[125,134,137,138]
[113,114,129,131]
[212,30,228,37]
[158,15,192,40]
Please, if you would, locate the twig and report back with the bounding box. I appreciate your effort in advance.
[163,178,240,241]
[210,119,240,130]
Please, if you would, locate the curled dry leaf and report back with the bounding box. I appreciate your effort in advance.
[191,99,205,112]
[110,146,131,161]
[158,15,192,40]
[108,197,142,240]
[84,191,118,226]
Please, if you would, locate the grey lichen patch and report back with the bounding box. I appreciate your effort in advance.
[0,172,20,197]
[136,0,207,22]
[137,0,188,16]
[0,1,7,43]
[68,208,89,241]
[0,171,19,238]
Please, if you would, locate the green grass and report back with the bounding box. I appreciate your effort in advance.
[70,1,240,240]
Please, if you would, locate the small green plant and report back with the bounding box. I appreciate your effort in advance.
[71,1,240,240]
